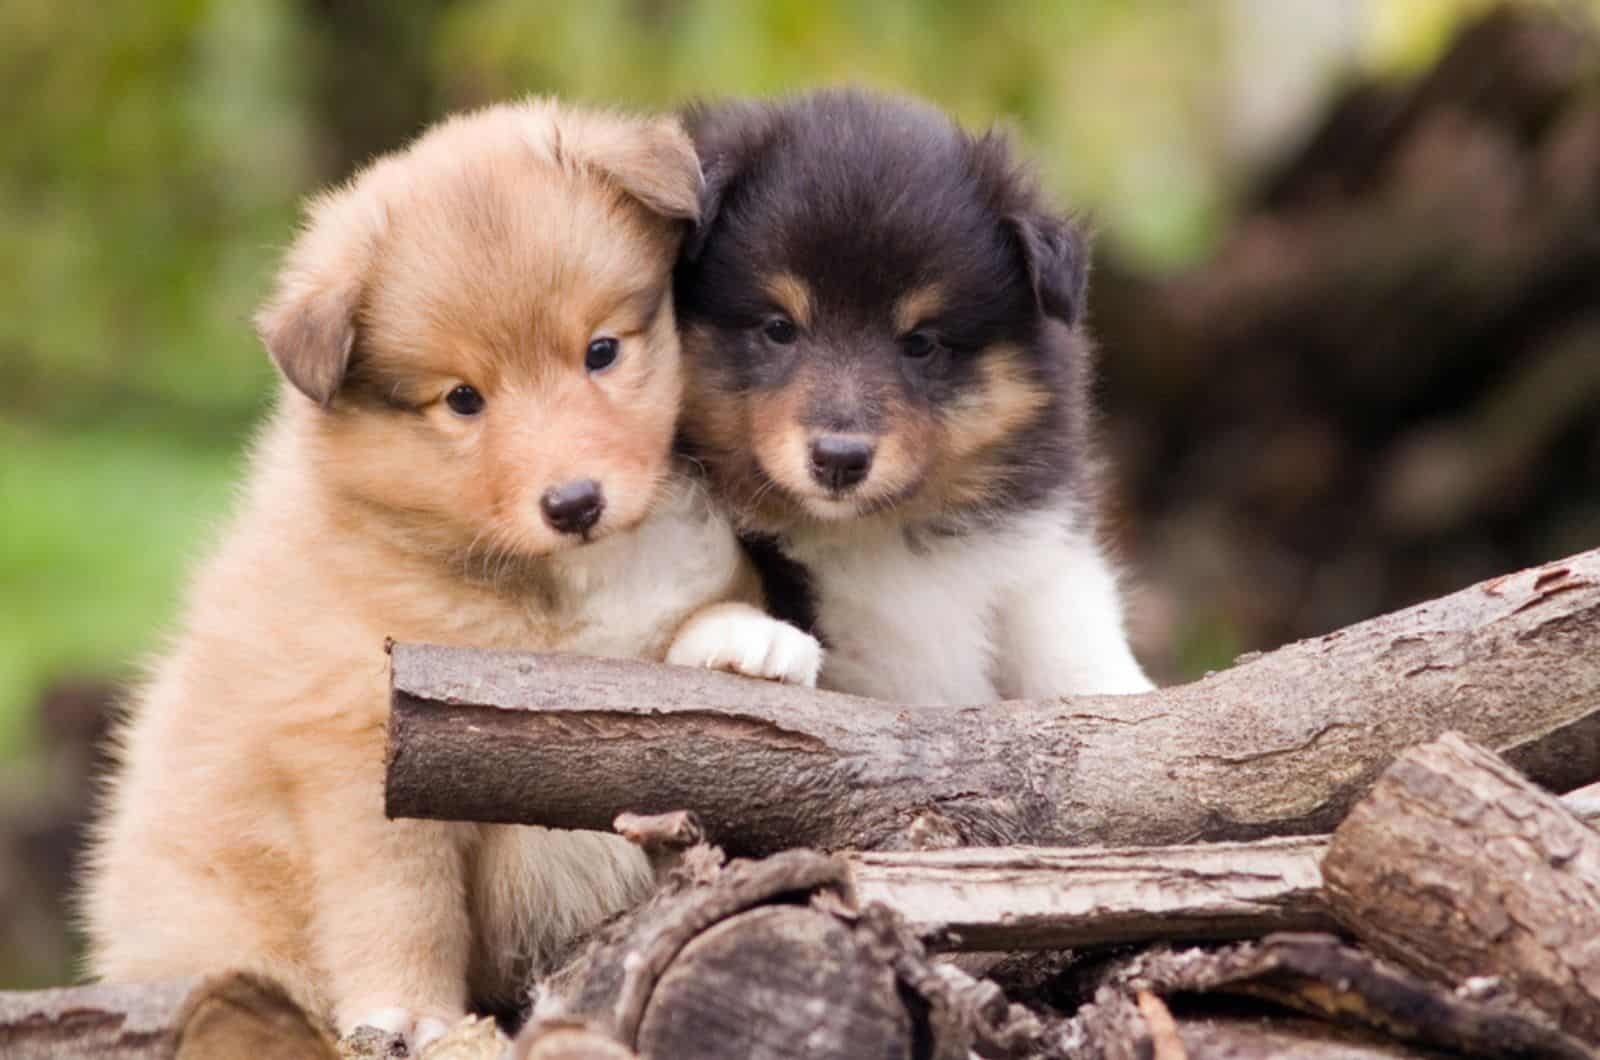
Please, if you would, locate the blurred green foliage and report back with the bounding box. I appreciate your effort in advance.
[0,0,1548,759]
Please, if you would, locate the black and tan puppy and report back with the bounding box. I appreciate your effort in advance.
[675,88,1151,704]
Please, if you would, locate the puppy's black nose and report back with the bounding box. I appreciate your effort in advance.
[809,436,874,492]
[540,479,605,535]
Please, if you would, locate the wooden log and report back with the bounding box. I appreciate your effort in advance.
[529,850,1056,1059]
[848,836,1331,950]
[845,784,1600,953]
[633,905,911,1059]
[387,549,1600,853]
[0,973,336,1060]
[533,849,851,1038]
[529,849,918,1059]
[1323,734,1600,1045]
[1064,933,1596,1060]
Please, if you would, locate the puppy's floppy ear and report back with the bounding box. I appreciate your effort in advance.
[520,102,699,222]
[556,110,701,223]
[682,153,736,263]
[678,99,778,262]
[1005,212,1089,326]
[254,180,387,408]
[968,127,1090,326]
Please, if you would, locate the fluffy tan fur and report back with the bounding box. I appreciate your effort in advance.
[82,99,818,1047]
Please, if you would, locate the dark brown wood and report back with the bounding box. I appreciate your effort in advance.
[530,849,916,1060]
[1324,734,1600,1046]
[850,900,1057,1058]
[0,973,335,1060]
[532,849,851,1045]
[635,906,911,1060]
[531,848,1057,1059]
[613,810,707,886]
[387,549,1600,853]
[527,844,1600,1059]
[1065,934,1595,1060]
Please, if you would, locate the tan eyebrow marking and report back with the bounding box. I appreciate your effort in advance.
[940,343,1052,460]
[893,283,945,334]
[761,272,814,329]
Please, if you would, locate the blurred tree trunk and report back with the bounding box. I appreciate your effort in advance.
[300,0,455,179]
[1096,6,1600,679]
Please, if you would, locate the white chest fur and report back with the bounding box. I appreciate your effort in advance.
[549,481,744,659]
[785,507,1152,705]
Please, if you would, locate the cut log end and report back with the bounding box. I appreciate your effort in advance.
[1323,732,1600,1045]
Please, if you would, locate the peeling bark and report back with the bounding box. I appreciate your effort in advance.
[847,837,1332,950]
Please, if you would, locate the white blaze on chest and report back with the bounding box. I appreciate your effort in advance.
[552,482,743,659]
[791,523,1020,705]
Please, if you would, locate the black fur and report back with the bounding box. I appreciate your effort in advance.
[737,531,820,639]
[675,88,1097,531]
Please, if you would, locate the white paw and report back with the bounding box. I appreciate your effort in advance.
[668,603,823,687]
[414,1018,452,1055]
[343,1006,457,1055]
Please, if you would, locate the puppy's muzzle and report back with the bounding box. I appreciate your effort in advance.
[541,479,605,535]
[809,436,874,493]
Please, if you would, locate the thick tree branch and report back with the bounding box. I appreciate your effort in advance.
[387,549,1600,853]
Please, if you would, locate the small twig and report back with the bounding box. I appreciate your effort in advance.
[1136,990,1187,1060]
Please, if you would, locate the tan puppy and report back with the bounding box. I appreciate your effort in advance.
[82,99,820,1049]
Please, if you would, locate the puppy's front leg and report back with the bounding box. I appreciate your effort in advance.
[299,771,470,1051]
[667,602,823,687]
[996,534,1154,697]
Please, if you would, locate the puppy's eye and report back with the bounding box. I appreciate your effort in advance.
[902,331,940,360]
[445,385,485,417]
[762,317,798,345]
[585,337,620,373]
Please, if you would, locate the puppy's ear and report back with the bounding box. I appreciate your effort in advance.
[682,153,736,263]
[254,183,386,408]
[678,100,778,262]
[589,117,704,223]
[551,110,701,223]
[1005,212,1089,326]
[968,127,1090,326]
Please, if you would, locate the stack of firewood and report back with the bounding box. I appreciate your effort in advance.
[1095,5,1600,674]
[6,547,1598,1058]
